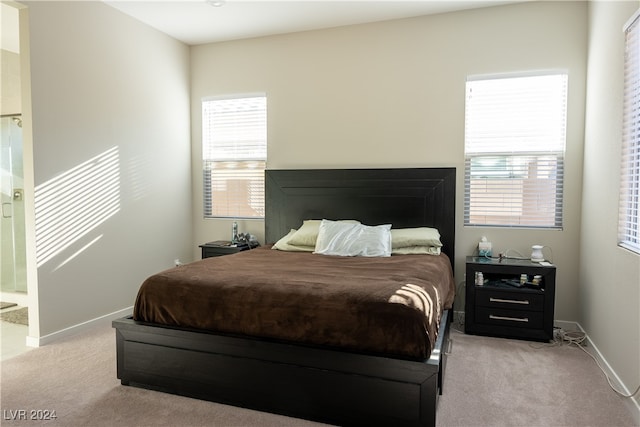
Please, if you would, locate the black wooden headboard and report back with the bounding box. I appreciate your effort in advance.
[265,168,456,267]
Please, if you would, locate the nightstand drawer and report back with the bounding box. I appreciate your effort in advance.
[475,289,544,312]
[476,307,544,329]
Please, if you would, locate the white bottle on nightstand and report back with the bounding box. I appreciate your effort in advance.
[231,221,239,243]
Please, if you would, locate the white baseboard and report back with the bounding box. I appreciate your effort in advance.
[554,319,580,332]
[26,306,133,348]
[555,319,640,425]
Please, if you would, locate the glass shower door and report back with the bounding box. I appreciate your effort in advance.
[1,115,27,293]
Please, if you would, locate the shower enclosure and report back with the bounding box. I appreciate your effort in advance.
[1,114,27,293]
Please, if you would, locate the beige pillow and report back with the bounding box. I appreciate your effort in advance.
[392,246,441,255]
[391,227,442,249]
[287,219,360,247]
[271,229,315,252]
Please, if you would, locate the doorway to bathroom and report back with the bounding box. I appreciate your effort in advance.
[0,113,30,360]
[1,1,31,360]
[1,114,27,295]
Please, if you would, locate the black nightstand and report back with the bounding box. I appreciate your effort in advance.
[199,242,250,259]
[465,256,556,342]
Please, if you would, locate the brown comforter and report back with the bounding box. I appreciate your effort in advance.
[133,247,455,360]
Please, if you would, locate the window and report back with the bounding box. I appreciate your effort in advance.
[619,11,640,254]
[464,72,568,228]
[202,95,267,218]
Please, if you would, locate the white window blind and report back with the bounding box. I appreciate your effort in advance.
[202,95,267,218]
[619,11,640,254]
[464,73,568,228]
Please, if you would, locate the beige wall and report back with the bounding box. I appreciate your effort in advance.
[24,1,192,336]
[1,3,21,115]
[191,1,588,321]
[1,49,21,115]
[583,0,640,410]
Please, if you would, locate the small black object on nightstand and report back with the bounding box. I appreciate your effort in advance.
[199,241,250,259]
[464,256,556,342]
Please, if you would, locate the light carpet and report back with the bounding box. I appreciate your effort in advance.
[0,323,636,426]
[0,307,28,326]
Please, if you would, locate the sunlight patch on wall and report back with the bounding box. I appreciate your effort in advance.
[53,234,103,272]
[35,147,120,267]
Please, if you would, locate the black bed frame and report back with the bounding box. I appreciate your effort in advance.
[113,167,456,427]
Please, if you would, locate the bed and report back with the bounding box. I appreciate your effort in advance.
[113,167,456,427]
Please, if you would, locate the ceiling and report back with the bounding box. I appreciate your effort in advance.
[104,0,528,46]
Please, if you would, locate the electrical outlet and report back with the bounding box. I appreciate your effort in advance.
[174,259,182,267]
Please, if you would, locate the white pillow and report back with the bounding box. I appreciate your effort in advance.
[391,227,442,249]
[271,229,315,252]
[287,219,360,247]
[314,219,392,257]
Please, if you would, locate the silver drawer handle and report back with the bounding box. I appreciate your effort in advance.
[489,314,529,323]
[490,297,529,305]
